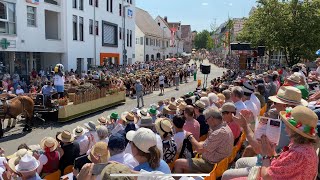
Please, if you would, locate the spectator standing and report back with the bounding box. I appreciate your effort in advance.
[135,79,144,108]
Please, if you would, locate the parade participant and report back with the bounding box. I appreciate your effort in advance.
[135,79,144,108]
[174,107,233,173]
[53,64,65,98]
[159,73,165,95]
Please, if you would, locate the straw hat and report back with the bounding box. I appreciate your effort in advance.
[101,163,133,180]
[178,102,187,111]
[242,81,255,94]
[176,98,185,104]
[88,142,110,163]
[199,91,208,97]
[269,86,308,106]
[73,126,86,137]
[164,102,177,113]
[40,137,58,152]
[194,100,206,110]
[286,73,301,84]
[123,112,137,123]
[280,106,318,139]
[155,118,173,138]
[15,154,40,173]
[97,116,107,125]
[138,108,149,117]
[57,130,75,143]
[120,111,129,122]
[7,149,33,172]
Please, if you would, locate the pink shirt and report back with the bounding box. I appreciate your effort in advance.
[268,143,318,180]
[183,119,200,141]
[227,121,241,139]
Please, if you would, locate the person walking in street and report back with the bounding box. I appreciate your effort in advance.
[159,73,165,95]
[135,79,144,108]
[175,72,179,90]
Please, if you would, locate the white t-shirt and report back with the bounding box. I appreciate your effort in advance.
[159,76,165,85]
[16,89,24,95]
[53,75,65,86]
[173,131,186,154]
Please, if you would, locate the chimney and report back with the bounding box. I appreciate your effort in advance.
[164,16,168,22]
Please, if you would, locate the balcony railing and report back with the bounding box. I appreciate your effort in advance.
[44,0,59,5]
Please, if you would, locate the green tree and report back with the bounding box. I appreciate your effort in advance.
[194,30,214,50]
[238,0,320,66]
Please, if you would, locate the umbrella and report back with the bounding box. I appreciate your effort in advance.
[316,49,320,56]
[165,58,172,61]
[171,58,177,61]
[178,58,182,60]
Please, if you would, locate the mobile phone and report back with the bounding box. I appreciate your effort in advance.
[91,163,109,175]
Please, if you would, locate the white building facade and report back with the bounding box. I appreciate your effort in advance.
[0,0,135,78]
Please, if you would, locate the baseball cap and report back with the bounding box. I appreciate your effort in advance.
[221,102,236,113]
[126,128,157,153]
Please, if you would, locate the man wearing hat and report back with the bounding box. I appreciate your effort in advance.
[283,73,309,100]
[57,130,80,172]
[135,79,144,108]
[242,81,259,119]
[11,154,41,180]
[73,126,90,156]
[221,103,241,142]
[108,133,138,169]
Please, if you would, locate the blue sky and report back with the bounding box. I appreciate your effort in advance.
[136,0,257,32]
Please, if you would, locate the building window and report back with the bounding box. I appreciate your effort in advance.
[135,38,139,44]
[140,37,143,45]
[119,4,122,16]
[129,30,132,47]
[95,21,98,35]
[107,0,113,12]
[89,0,93,5]
[166,41,169,47]
[79,0,83,10]
[119,27,122,39]
[72,0,77,8]
[145,37,149,45]
[130,0,132,4]
[95,0,98,7]
[126,29,129,47]
[73,15,77,40]
[102,21,118,47]
[0,2,15,34]
[89,19,93,34]
[79,16,84,41]
[27,6,36,27]
[87,58,93,69]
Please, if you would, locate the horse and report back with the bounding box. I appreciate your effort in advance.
[0,93,17,100]
[0,96,34,137]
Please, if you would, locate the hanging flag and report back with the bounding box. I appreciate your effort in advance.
[26,0,39,5]
[170,27,177,47]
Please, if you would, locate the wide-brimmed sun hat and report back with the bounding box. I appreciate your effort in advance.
[126,128,157,153]
[269,86,308,106]
[155,118,173,138]
[194,100,206,110]
[40,137,58,152]
[120,111,129,122]
[178,102,187,111]
[101,163,133,180]
[286,73,301,84]
[57,130,75,143]
[15,154,40,173]
[280,106,318,139]
[123,112,137,123]
[7,149,33,172]
[88,142,110,163]
[164,102,177,113]
[138,108,149,117]
[97,116,107,125]
[242,81,255,94]
[73,126,86,137]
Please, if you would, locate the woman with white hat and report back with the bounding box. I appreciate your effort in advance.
[127,128,171,174]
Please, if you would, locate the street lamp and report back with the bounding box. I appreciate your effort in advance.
[162,27,166,60]
[122,4,130,65]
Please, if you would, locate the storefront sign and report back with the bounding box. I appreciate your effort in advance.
[26,0,40,5]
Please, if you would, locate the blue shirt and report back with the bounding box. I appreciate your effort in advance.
[41,85,55,95]
[134,159,171,174]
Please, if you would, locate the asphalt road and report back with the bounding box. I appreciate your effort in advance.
[0,59,226,155]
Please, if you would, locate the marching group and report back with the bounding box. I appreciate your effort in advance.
[0,57,320,180]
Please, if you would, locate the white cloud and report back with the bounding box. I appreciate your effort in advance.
[201,2,209,6]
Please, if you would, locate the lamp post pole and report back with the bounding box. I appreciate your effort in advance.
[122,4,130,66]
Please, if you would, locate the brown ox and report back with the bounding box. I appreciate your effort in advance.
[0,96,34,137]
[0,93,17,100]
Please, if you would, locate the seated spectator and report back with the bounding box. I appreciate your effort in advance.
[194,101,209,137]
[84,121,99,144]
[183,105,200,141]
[174,107,234,173]
[41,81,55,96]
[96,125,109,144]
[108,133,138,169]
[8,87,14,94]
[57,130,80,172]
[38,137,63,176]
[73,126,90,156]
[172,115,186,154]
[126,128,171,173]
[15,85,24,95]
[10,154,42,180]
[155,118,177,163]
[221,103,241,144]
